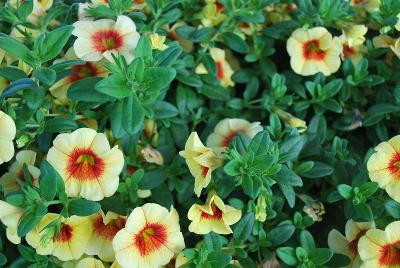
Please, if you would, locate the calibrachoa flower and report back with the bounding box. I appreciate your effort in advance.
[358,221,400,267]
[112,203,185,268]
[0,110,16,165]
[339,34,367,65]
[328,220,375,268]
[85,211,126,261]
[342,24,368,47]
[179,132,224,197]
[0,200,24,244]
[26,213,92,261]
[367,135,400,202]
[0,150,40,194]
[72,15,140,63]
[200,0,226,27]
[286,27,342,76]
[47,128,124,201]
[76,257,105,268]
[187,193,242,235]
[206,118,263,150]
[195,47,234,87]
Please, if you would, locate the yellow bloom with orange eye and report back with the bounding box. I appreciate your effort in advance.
[85,211,127,262]
[342,24,368,47]
[72,15,140,63]
[206,118,263,151]
[112,203,185,268]
[46,128,124,201]
[358,221,400,268]
[187,193,242,235]
[0,111,16,165]
[328,220,375,268]
[200,0,226,27]
[0,150,40,194]
[76,257,106,268]
[366,135,400,202]
[195,47,234,88]
[50,48,108,104]
[286,27,342,76]
[179,132,224,197]
[26,213,92,261]
[339,35,367,65]
[0,200,24,244]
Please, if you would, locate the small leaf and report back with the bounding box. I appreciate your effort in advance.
[68,199,100,216]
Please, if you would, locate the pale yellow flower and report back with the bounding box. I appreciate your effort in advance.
[0,111,16,165]
[112,203,185,268]
[286,27,342,76]
[76,257,105,268]
[339,35,367,65]
[179,132,223,197]
[342,24,368,47]
[149,33,168,51]
[350,0,380,13]
[47,128,124,201]
[0,200,24,244]
[187,193,241,235]
[273,109,307,133]
[200,0,226,27]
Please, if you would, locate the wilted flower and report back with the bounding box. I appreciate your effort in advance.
[0,200,24,244]
[303,201,325,222]
[0,111,16,165]
[273,109,307,133]
[141,145,164,165]
[47,128,124,201]
[112,203,185,268]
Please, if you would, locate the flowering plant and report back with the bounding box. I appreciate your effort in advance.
[1,0,400,267]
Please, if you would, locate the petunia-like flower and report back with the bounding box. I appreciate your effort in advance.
[195,47,234,87]
[286,27,342,76]
[358,221,400,268]
[72,15,140,63]
[366,135,400,202]
[112,203,185,268]
[26,213,92,261]
[339,35,367,65]
[85,211,126,261]
[272,109,307,133]
[206,118,263,150]
[50,48,108,104]
[179,132,224,197]
[350,0,380,13]
[0,111,16,165]
[0,150,40,194]
[200,0,226,27]
[0,200,24,244]
[76,257,106,268]
[149,33,168,51]
[342,24,368,47]
[328,220,375,268]
[47,128,124,201]
[187,193,242,235]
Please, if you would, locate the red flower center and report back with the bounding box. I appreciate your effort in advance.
[201,166,209,177]
[92,30,123,53]
[379,241,400,266]
[69,62,99,83]
[216,61,224,80]
[348,229,368,256]
[201,203,223,220]
[56,223,73,242]
[216,2,224,12]
[93,214,126,241]
[16,170,36,185]
[343,44,356,58]
[223,130,244,147]
[134,223,168,256]
[67,148,105,180]
[303,40,326,61]
[388,153,400,175]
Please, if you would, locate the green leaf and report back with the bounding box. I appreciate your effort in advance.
[280,184,296,208]
[206,251,232,268]
[17,244,35,262]
[152,101,178,119]
[155,45,182,66]
[277,247,298,266]
[222,32,249,54]
[300,230,315,251]
[319,99,342,113]
[44,118,78,133]
[268,224,295,246]
[275,166,303,186]
[68,199,100,216]
[1,78,37,98]
[363,103,400,126]
[0,36,34,65]
[309,248,333,265]
[302,161,334,178]
[279,135,306,162]
[96,74,131,99]
[224,160,242,176]
[248,130,271,156]
[325,253,351,267]
[242,175,262,198]
[122,94,144,134]
[337,184,352,199]
[233,213,254,242]
[32,68,56,86]
[385,200,400,218]
[135,36,153,59]
[143,67,176,92]
[360,182,378,198]
[17,0,33,20]
[199,85,230,100]
[68,77,111,103]
[17,203,47,237]
[39,161,58,201]
[40,25,74,62]
[0,67,28,81]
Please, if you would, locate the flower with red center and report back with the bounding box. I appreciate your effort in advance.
[179,132,224,197]
[367,135,400,202]
[200,0,226,27]
[187,193,242,235]
[72,15,140,63]
[0,150,40,194]
[47,128,124,201]
[328,220,375,268]
[0,110,16,165]
[0,200,24,244]
[206,118,263,151]
[26,213,92,261]
[112,203,185,268]
[358,221,400,267]
[195,47,234,87]
[286,27,342,76]
[85,211,127,261]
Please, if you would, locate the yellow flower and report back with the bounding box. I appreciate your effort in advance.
[0,150,40,194]
[286,27,342,76]
[367,135,400,202]
[195,47,234,87]
[358,221,400,267]
[50,48,108,104]
[149,33,168,51]
[342,24,368,47]
[76,257,106,268]
[179,132,223,197]
[265,3,296,24]
[206,118,263,150]
[112,203,185,268]
[0,111,16,165]
[0,200,24,244]
[272,109,307,133]
[72,15,140,63]
[328,220,375,268]
[373,35,395,49]
[26,213,92,261]
[200,0,226,27]
[339,35,367,65]
[255,194,267,222]
[350,0,380,13]
[187,193,241,235]
[85,211,126,262]
[143,119,158,146]
[47,128,124,201]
